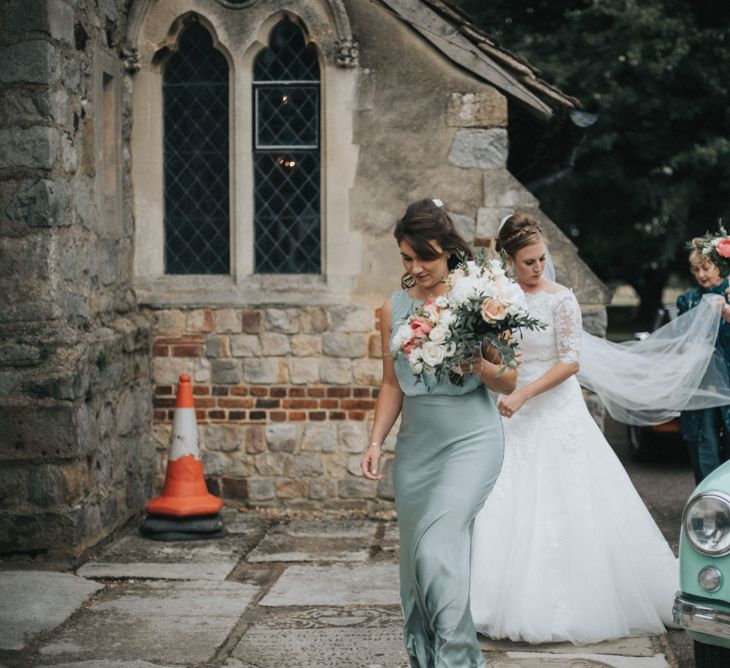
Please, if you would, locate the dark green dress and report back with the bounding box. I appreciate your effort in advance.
[391,290,504,668]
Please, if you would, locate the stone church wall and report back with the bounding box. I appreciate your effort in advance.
[0,0,153,555]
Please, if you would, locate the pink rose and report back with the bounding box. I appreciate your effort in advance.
[717,238,730,258]
[403,339,417,355]
[481,298,506,323]
[410,319,433,338]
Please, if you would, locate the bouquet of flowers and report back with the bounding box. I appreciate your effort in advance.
[689,223,730,277]
[392,251,544,387]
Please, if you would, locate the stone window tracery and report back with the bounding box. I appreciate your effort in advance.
[162,22,230,275]
[252,19,321,274]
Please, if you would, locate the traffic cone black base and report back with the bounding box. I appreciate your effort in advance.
[139,512,227,542]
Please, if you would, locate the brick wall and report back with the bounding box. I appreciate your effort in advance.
[148,304,395,509]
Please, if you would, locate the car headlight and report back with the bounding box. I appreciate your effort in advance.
[684,492,730,555]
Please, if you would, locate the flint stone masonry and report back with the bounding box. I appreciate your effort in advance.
[0,40,61,84]
[0,571,103,651]
[0,126,60,170]
[4,0,75,43]
[8,179,73,227]
[0,89,67,125]
[448,128,509,169]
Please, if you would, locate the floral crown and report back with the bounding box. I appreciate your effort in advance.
[688,223,730,276]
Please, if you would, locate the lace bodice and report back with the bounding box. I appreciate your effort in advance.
[516,290,582,387]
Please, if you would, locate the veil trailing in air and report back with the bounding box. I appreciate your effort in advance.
[578,295,730,425]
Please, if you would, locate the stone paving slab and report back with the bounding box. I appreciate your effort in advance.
[480,636,659,657]
[503,651,669,667]
[259,563,400,607]
[247,533,371,563]
[0,571,103,651]
[232,627,409,668]
[246,519,378,563]
[37,580,257,665]
[219,509,269,537]
[76,533,246,581]
[44,662,183,668]
[243,605,403,629]
[282,519,379,538]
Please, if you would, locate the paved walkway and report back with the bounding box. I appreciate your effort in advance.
[0,509,676,667]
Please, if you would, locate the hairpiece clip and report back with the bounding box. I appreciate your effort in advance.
[432,198,444,208]
[498,214,512,231]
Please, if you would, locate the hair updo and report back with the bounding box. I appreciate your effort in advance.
[394,198,472,289]
[495,212,544,257]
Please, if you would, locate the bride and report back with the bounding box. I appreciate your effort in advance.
[469,212,678,644]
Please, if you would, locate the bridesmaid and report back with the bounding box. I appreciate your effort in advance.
[361,198,516,667]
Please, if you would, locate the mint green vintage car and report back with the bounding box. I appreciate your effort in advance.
[674,460,730,666]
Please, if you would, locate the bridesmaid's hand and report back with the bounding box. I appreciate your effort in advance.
[361,445,384,481]
[497,390,527,419]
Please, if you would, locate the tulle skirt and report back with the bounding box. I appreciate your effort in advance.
[469,377,678,644]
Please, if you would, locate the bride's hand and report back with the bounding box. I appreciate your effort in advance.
[360,445,384,481]
[497,390,527,418]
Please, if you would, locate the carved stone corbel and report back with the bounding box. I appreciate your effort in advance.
[334,38,358,68]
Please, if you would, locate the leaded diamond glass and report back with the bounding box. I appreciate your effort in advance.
[254,20,319,82]
[253,20,321,274]
[255,86,318,148]
[163,22,230,275]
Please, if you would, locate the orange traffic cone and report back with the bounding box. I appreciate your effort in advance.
[146,374,223,517]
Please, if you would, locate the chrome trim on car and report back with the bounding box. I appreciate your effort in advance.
[674,593,730,639]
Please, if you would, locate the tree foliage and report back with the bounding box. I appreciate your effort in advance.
[452,0,730,317]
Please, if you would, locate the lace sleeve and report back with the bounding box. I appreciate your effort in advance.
[554,290,582,363]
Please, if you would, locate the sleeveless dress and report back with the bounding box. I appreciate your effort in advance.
[390,290,504,668]
[469,289,678,644]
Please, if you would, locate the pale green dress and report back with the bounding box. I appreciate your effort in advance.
[391,290,504,668]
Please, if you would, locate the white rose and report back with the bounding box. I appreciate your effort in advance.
[435,295,449,308]
[429,324,450,343]
[409,359,424,374]
[409,347,423,361]
[499,282,524,305]
[490,259,506,275]
[421,342,446,367]
[448,268,466,286]
[439,309,456,326]
[443,341,456,357]
[449,275,479,305]
[392,323,413,349]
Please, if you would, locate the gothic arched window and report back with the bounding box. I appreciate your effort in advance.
[163,22,230,274]
[253,19,321,274]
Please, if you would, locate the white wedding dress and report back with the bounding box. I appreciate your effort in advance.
[470,288,678,644]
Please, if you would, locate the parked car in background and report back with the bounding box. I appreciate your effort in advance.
[627,304,686,461]
[674,459,730,666]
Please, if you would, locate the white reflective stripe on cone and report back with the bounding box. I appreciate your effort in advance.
[169,408,199,460]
